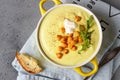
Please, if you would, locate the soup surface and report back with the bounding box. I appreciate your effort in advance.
[39,5,100,66]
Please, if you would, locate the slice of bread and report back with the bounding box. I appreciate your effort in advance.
[16,51,43,74]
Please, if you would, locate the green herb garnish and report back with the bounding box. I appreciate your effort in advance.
[78,15,94,54]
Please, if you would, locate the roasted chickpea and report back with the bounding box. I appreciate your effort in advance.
[57,35,62,41]
[60,37,66,43]
[63,49,69,54]
[73,31,80,37]
[79,38,83,43]
[56,53,63,59]
[72,46,77,51]
[58,46,64,51]
[75,16,82,22]
[67,36,73,44]
[80,25,85,31]
[67,33,73,37]
[73,37,79,43]
[68,43,74,49]
[70,40,76,45]
[60,27,65,33]
[61,43,68,48]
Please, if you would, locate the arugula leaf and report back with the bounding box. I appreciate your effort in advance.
[87,15,94,30]
[78,15,94,54]
[87,30,94,40]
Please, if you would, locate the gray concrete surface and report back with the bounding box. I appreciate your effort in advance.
[0,0,40,80]
[0,0,119,80]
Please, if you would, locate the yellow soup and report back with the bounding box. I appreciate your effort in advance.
[39,6,100,66]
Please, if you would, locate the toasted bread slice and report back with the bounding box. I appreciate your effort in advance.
[16,51,43,74]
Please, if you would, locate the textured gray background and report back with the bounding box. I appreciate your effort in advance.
[0,0,120,80]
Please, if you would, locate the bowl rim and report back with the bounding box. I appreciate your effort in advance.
[36,4,103,68]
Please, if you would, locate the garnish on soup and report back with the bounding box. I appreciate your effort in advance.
[56,15,94,58]
[74,16,82,22]
[78,15,94,54]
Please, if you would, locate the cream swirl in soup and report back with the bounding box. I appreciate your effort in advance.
[39,6,100,66]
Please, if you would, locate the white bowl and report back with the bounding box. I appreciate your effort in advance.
[36,4,102,68]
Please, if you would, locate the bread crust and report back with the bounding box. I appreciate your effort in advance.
[16,51,43,74]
